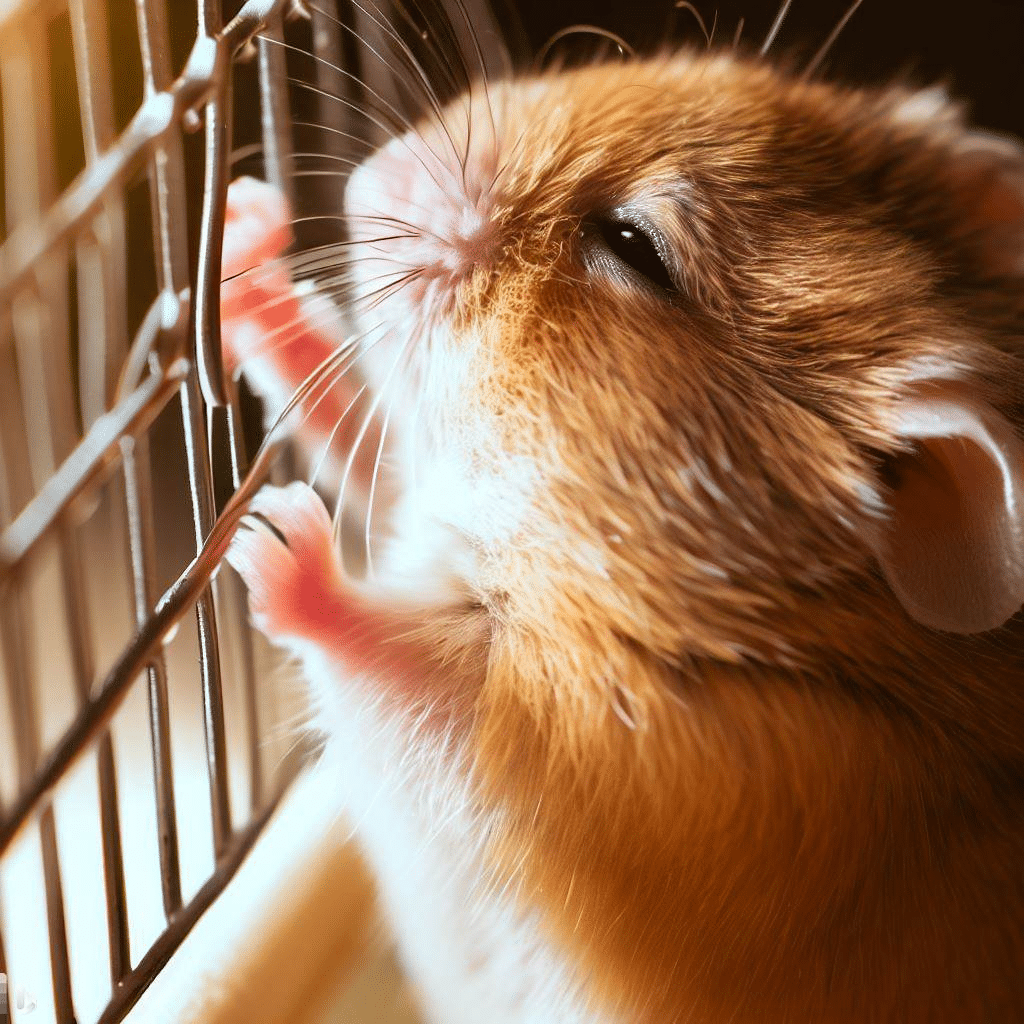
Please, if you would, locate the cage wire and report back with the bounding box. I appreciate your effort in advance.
[0,0,519,1019]
[0,0,348,1021]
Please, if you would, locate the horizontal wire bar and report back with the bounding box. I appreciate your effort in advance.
[0,0,290,310]
[0,361,187,582]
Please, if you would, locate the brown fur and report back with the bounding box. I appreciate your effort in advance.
[408,54,1024,1022]
[239,46,1024,1023]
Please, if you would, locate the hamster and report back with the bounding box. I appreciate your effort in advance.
[223,41,1024,1024]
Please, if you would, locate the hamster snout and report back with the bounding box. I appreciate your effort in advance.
[345,113,501,313]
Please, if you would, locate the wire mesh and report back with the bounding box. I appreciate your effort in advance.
[0,0,520,1019]
[0,0,347,1020]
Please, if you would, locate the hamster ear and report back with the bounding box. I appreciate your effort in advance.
[892,88,1024,275]
[874,382,1024,634]
[950,132,1024,276]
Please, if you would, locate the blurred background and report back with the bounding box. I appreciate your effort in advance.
[515,0,1024,136]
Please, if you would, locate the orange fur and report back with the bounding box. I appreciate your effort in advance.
[235,49,1024,1022]
[445,55,1024,1022]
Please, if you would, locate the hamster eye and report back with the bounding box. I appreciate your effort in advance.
[592,218,677,292]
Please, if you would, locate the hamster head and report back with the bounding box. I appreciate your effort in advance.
[336,50,1024,1022]
[345,51,1024,655]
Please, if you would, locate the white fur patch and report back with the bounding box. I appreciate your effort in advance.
[289,643,611,1024]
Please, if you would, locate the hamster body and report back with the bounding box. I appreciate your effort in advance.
[225,44,1024,1024]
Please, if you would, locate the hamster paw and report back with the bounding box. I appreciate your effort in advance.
[226,482,345,643]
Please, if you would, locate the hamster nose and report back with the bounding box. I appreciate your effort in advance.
[343,127,497,280]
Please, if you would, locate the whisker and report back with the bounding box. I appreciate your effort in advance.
[308,266,428,318]
[672,2,710,48]
[486,120,529,195]
[802,0,864,79]
[283,72,405,140]
[320,0,449,114]
[364,332,417,576]
[307,0,472,187]
[733,16,745,50]
[308,379,370,491]
[760,0,793,55]
[413,0,478,96]
[535,25,635,69]
[284,167,458,233]
[296,341,376,438]
[269,38,430,148]
[327,0,461,155]
[230,141,268,166]
[222,265,408,350]
[258,331,371,448]
[230,304,352,368]
[279,237,420,278]
[285,75,455,198]
[303,330,397,488]
[334,321,419,553]
[443,0,504,190]
[287,120,377,155]
[350,268,426,312]
[366,0,464,101]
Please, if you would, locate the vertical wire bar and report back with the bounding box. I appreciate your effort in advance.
[0,569,75,1023]
[180,379,232,859]
[0,328,33,531]
[0,320,36,789]
[135,0,190,366]
[0,18,77,1020]
[0,581,37,791]
[351,0,393,151]
[120,435,182,916]
[66,0,134,984]
[308,1,348,234]
[39,806,75,1024]
[69,0,129,425]
[56,522,132,986]
[222,389,263,813]
[185,0,235,856]
[96,738,130,983]
[0,20,77,486]
[243,0,305,813]
[193,0,229,409]
[133,0,191,918]
[256,11,294,208]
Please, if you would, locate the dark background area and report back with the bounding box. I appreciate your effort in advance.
[505,0,1024,137]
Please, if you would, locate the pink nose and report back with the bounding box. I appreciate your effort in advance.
[343,127,497,296]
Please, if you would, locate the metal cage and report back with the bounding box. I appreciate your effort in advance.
[0,0,343,1020]
[0,0,517,1018]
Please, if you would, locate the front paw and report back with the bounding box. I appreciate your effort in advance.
[226,482,344,643]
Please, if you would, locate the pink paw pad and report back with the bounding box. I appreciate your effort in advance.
[226,482,344,642]
[220,177,360,448]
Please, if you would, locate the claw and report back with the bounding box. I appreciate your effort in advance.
[226,483,343,642]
